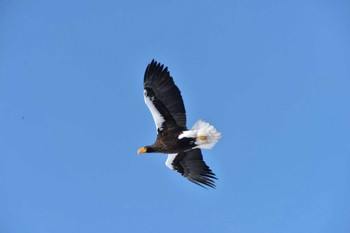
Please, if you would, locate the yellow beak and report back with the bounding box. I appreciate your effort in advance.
[137,147,147,154]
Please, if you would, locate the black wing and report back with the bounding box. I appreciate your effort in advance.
[169,149,217,189]
[144,60,187,133]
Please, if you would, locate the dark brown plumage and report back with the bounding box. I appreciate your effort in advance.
[138,60,221,188]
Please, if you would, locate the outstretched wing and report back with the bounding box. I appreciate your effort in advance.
[143,60,187,133]
[165,149,217,188]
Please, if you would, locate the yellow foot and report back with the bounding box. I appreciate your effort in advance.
[198,135,207,141]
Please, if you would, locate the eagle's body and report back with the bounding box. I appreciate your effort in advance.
[138,60,221,188]
[146,133,195,154]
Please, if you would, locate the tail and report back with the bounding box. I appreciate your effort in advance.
[179,120,221,149]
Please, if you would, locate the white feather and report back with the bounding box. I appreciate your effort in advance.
[178,119,221,149]
[165,154,177,170]
[144,90,165,132]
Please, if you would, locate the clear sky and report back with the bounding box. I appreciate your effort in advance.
[1,0,350,232]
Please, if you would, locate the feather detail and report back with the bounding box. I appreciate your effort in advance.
[178,120,221,149]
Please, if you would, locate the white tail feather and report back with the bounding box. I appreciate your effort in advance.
[178,120,221,149]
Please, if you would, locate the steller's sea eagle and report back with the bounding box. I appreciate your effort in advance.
[138,60,221,188]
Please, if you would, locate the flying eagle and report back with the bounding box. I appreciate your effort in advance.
[138,60,221,188]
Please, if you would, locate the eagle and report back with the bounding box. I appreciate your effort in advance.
[138,60,221,188]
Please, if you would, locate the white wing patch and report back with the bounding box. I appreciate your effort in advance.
[165,154,178,170]
[144,89,165,132]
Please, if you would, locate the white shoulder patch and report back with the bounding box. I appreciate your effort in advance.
[144,89,165,132]
[165,154,178,170]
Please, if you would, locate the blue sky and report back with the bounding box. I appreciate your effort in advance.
[1,0,350,232]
